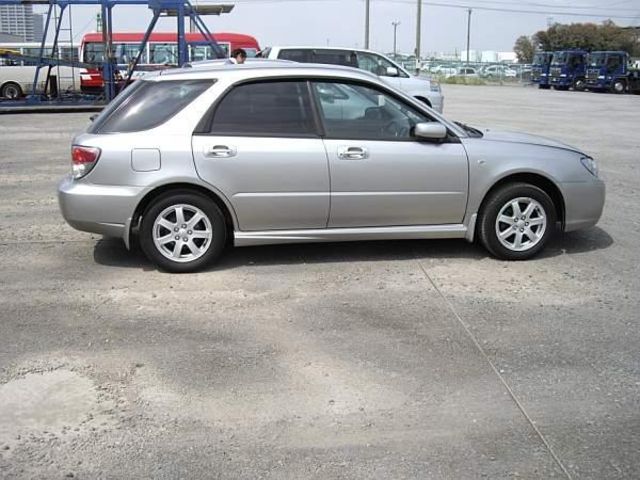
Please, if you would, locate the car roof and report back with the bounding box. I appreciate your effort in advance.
[268,45,391,56]
[155,61,382,82]
[186,58,294,69]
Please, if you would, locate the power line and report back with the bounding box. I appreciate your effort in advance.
[440,0,640,13]
[222,0,640,20]
[380,0,640,20]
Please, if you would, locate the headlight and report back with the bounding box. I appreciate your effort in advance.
[580,156,598,177]
[560,74,567,77]
[430,81,441,93]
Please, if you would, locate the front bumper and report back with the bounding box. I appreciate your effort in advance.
[550,77,572,87]
[58,175,144,241]
[561,179,605,232]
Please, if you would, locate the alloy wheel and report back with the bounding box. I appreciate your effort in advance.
[152,203,213,263]
[495,197,547,252]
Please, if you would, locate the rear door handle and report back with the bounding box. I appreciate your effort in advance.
[206,145,236,158]
[338,146,368,160]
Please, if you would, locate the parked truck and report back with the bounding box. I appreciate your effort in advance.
[549,50,587,91]
[586,51,632,94]
[531,51,553,89]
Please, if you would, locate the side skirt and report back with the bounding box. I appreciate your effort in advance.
[234,224,468,247]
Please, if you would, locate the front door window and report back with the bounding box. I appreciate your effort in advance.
[312,81,432,141]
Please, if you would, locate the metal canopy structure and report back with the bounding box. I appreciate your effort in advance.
[0,0,233,108]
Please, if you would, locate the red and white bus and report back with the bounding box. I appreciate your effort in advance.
[79,32,260,91]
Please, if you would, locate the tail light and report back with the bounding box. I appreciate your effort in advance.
[71,145,101,179]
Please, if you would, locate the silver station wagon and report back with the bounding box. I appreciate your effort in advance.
[58,63,605,273]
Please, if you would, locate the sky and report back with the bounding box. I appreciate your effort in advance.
[38,0,640,55]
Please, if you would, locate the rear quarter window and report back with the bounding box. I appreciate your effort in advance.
[91,79,213,134]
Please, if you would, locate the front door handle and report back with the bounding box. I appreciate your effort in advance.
[207,145,236,158]
[338,146,368,160]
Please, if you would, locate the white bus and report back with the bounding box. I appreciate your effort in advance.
[0,42,81,98]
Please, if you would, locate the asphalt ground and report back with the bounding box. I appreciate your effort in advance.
[0,84,638,479]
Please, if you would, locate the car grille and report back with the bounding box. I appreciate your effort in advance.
[550,67,561,78]
[587,68,600,80]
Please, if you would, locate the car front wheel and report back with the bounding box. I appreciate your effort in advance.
[478,183,557,260]
[139,191,227,273]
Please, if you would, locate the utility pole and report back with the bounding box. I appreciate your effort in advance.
[415,0,422,74]
[364,0,370,49]
[392,21,400,60]
[466,8,472,65]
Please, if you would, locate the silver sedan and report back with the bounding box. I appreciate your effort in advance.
[58,63,605,272]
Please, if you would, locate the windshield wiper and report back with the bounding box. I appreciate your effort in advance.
[454,121,483,137]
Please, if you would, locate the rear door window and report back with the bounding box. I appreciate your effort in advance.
[312,49,357,67]
[209,81,317,137]
[277,49,312,63]
[91,79,213,133]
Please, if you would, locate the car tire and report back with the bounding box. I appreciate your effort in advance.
[477,183,557,261]
[573,78,586,91]
[139,191,227,273]
[612,79,626,94]
[1,82,23,99]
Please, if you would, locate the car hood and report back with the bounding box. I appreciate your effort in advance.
[478,128,585,155]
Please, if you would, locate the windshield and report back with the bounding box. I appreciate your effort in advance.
[357,52,407,78]
[589,53,606,67]
[533,53,550,65]
[551,52,567,65]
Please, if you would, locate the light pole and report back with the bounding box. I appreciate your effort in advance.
[365,0,370,49]
[392,21,400,60]
[415,0,422,73]
[466,8,472,66]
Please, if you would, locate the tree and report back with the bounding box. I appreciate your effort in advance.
[514,35,535,63]
[531,21,639,55]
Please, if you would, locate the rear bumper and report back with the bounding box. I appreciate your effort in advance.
[561,179,605,232]
[58,175,143,241]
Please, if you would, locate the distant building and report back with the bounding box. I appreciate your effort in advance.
[460,50,482,62]
[0,32,24,42]
[0,4,44,42]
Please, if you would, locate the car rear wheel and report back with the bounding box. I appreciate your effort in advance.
[140,191,227,273]
[1,82,23,99]
[478,183,557,260]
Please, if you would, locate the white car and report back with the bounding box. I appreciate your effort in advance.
[0,62,81,98]
[259,46,443,113]
[481,65,517,79]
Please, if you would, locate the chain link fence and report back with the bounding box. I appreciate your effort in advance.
[396,59,533,85]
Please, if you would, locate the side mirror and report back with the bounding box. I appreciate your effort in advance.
[414,122,447,140]
[385,66,399,77]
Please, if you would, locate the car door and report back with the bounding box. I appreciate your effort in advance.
[192,80,330,231]
[311,80,468,228]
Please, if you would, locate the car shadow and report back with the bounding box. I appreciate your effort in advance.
[92,226,614,272]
